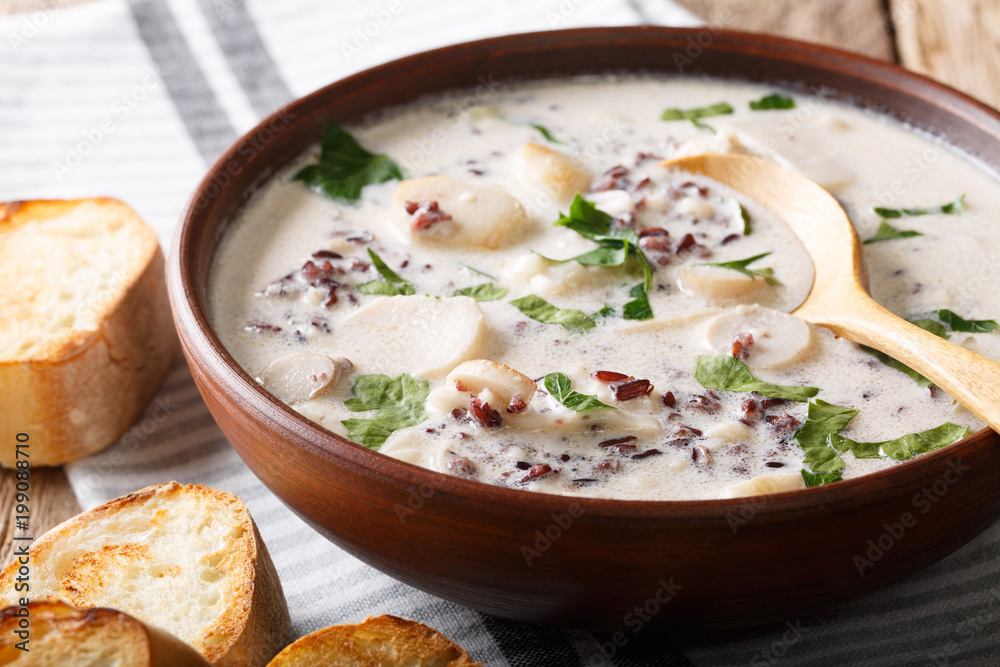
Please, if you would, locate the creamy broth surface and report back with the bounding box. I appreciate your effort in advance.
[209,76,1000,500]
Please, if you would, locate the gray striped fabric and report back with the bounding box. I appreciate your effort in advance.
[2,1,997,665]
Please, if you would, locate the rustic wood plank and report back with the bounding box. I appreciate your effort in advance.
[677,0,895,61]
[0,467,81,565]
[893,0,1000,109]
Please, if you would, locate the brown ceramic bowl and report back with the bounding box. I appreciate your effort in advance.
[168,28,1000,632]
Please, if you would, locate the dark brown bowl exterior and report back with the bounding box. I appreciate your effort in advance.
[168,28,1000,632]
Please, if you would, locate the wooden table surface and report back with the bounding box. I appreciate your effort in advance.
[2,0,999,583]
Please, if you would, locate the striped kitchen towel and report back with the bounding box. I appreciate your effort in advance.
[1,1,998,665]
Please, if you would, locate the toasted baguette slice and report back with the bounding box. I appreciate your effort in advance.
[0,198,178,467]
[0,482,293,667]
[267,615,482,667]
[0,601,211,666]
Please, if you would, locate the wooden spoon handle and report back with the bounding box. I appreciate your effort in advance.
[803,291,1000,433]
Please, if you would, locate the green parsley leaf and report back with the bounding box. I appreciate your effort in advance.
[453,282,508,302]
[593,303,616,319]
[794,400,858,473]
[801,469,843,487]
[460,263,497,280]
[367,248,407,283]
[661,102,734,129]
[510,294,595,331]
[863,220,923,245]
[739,202,751,235]
[907,318,950,340]
[861,348,933,387]
[356,248,415,296]
[750,93,796,110]
[874,195,966,219]
[543,372,615,412]
[294,121,404,201]
[933,309,998,333]
[695,252,782,286]
[530,123,563,144]
[552,195,653,290]
[555,195,617,241]
[342,373,429,448]
[622,283,653,321]
[860,317,949,387]
[544,244,630,268]
[356,280,412,296]
[831,423,970,462]
[695,355,819,402]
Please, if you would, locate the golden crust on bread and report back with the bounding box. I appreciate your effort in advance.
[0,198,157,360]
[267,614,482,666]
[0,198,178,466]
[0,482,293,667]
[0,600,212,666]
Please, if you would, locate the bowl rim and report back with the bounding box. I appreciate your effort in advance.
[170,26,1000,521]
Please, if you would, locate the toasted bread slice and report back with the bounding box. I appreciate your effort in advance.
[267,615,482,666]
[0,482,293,667]
[0,600,211,666]
[0,198,178,467]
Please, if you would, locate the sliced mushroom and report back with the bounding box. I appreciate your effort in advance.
[674,196,716,219]
[717,472,805,499]
[704,305,813,369]
[345,294,487,378]
[258,352,351,403]
[426,384,470,414]
[621,311,714,334]
[513,409,663,439]
[502,252,550,287]
[292,402,350,437]
[517,142,591,204]
[672,126,758,160]
[501,252,610,297]
[379,428,426,465]
[704,422,752,442]
[393,175,529,249]
[585,189,633,217]
[447,359,537,410]
[679,265,768,301]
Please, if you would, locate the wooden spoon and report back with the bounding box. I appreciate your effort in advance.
[662,153,1000,433]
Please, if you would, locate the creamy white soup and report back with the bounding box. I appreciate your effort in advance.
[208,76,1000,500]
